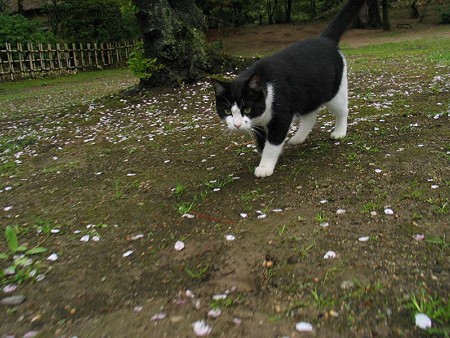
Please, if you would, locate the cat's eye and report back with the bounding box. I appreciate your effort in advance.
[243,108,251,114]
[225,109,232,115]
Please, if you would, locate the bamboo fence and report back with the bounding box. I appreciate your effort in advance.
[0,40,139,80]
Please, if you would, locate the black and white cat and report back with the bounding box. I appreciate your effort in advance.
[212,0,366,177]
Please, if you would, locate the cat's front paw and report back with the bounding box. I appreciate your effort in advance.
[330,129,346,140]
[254,166,274,178]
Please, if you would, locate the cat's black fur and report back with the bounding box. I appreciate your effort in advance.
[212,0,366,177]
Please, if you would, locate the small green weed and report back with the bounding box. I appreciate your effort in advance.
[407,288,450,336]
[314,212,327,223]
[185,265,209,280]
[1,225,49,286]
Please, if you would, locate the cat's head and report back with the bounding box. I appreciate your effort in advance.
[211,74,269,131]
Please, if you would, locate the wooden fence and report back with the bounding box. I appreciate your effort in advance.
[0,40,140,81]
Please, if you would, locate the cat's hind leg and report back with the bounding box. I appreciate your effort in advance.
[326,65,349,140]
[287,110,318,145]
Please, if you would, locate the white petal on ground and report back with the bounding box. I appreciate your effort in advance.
[192,320,212,336]
[384,208,394,215]
[3,284,17,293]
[212,294,227,300]
[150,313,167,321]
[415,313,432,329]
[207,309,222,318]
[414,234,425,241]
[295,321,313,332]
[336,209,346,215]
[122,250,133,257]
[431,185,439,189]
[358,236,370,242]
[47,253,58,261]
[174,240,185,251]
[375,168,383,173]
[91,235,101,242]
[3,206,13,211]
[272,208,283,212]
[320,222,329,228]
[323,251,336,259]
[240,213,248,218]
[80,235,90,242]
[225,235,235,241]
[257,214,267,219]
[185,289,195,298]
[182,213,195,219]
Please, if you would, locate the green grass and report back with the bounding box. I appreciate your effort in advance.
[407,288,450,336]
[343,37,450,65]
[0,68,137,119]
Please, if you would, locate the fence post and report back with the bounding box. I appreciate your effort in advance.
[48,43,54,70]
[56,43,62,70]
[6,43,15,80]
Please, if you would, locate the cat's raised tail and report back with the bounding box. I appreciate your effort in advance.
[320,0,367,45]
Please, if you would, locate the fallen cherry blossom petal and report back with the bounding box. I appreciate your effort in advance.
[122,250,133,257]
[182,213,195,219]
[415,313,432,329]
[212,294,227,300]
[414,234,425,241]
[192,320,211,336]
[23,331,39,338]
[3,284,17,293]
[320,222,329,228]
[296,321,313,332]
[207,309,222,318]
[185,289,195,298]
[233,317,242,326]
[240,213,248,218]
[358,236,370,242]
[324,251,336,259]
[225,235,235,241]
[3,206,13,211]
[47,253,58,261]
[384,208,394,215]
[150,313,167,321]
[80,235,90,242]
[50,229,60,234]
[174,240,185,251]
[336,209,346,215]
[91,235,101,242]
[431,185,439,189]
[375,169,383,173]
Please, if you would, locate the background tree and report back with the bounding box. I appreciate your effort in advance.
[132,0,209,87]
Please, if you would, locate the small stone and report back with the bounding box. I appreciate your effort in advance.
[170,315,184,323]
[1,295,26,306]
[340,280,354,290]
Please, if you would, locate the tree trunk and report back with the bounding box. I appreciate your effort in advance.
[355,0,382,29]
[284,0,292,23]
[266,0,278,25]
[132,0,208,87]
[409,0,419,19]
[381,0,390,31]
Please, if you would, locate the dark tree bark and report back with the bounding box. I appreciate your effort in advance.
[132,0,209,87]
[409,0,419,19]
[284,0,293,23]
[266,0,279,24]
[381,0,390,31]
[354,0,382,29]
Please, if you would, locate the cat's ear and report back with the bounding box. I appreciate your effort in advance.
[211,78,227,96]
[247,74,262,92]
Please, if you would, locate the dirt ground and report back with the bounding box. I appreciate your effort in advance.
[1,14,449,338]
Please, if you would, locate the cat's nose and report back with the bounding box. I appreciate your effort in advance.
[234,122,242,129]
